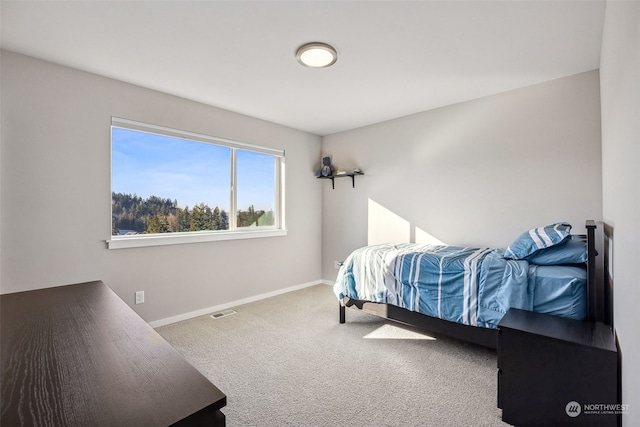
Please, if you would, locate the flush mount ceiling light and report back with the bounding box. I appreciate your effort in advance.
[296,42,338,68]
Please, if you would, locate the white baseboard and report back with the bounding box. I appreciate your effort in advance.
[149,280,324,328]
[320,279,334,286]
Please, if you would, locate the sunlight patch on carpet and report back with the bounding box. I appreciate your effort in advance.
[363,324,437,340]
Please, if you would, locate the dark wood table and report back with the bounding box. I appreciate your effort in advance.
[1,281,226,426]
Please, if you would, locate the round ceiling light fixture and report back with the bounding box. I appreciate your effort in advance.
[296,42,338,68]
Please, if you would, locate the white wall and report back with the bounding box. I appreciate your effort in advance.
[0,51,323,323]
[321,70,603,280]
[600,1,640,424]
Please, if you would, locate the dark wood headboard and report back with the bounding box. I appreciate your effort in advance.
[603,222,614,327]
[586,220,614,327]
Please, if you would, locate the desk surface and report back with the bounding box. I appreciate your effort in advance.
[1,281,226,426]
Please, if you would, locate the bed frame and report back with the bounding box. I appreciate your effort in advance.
[339,220,613,349]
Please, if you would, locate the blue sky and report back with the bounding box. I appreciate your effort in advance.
[112,128,275,211]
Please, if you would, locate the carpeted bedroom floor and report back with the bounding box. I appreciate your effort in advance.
[157,284,510,427]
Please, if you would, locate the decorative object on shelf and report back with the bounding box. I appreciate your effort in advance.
[336,171,347,176]
[316,156,335,177]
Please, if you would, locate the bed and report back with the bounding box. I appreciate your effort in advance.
[335,220,610,348]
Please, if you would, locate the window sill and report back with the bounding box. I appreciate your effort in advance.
[107,229,287,249]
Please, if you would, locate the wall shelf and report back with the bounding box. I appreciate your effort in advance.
[318,171,364,189]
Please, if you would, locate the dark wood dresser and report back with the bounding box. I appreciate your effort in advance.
[497,308,619,427]
[1,281,226,426]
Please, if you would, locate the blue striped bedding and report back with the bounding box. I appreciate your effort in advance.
[333,243,586,329]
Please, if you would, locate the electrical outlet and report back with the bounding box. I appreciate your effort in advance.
[135,291,144,305]
[334,260,343,270]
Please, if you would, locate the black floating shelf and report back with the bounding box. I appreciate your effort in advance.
[318,171,364,189]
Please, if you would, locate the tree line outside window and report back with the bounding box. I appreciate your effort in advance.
[112,192,272,235]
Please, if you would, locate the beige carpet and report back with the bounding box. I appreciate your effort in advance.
[157,284,509,427]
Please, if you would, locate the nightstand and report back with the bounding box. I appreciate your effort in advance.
[497,308,619,427]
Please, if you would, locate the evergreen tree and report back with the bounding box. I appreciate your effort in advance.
[189,204,208,231]
[220,209,229,230]
[179,206,191,232]
[146,214,169,234]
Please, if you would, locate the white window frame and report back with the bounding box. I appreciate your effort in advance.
[108,117,286,249]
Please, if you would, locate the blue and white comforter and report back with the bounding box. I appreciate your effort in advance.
[333,243,585,328]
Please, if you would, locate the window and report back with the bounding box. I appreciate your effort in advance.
[108,118,285,249]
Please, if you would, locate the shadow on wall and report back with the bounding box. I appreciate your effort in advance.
[367,199,446,246]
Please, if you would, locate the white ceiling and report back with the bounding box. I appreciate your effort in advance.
[1,1,606,136]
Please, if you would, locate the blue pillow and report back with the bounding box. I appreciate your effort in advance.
[504,223,572,260]
[526,235,587,265]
